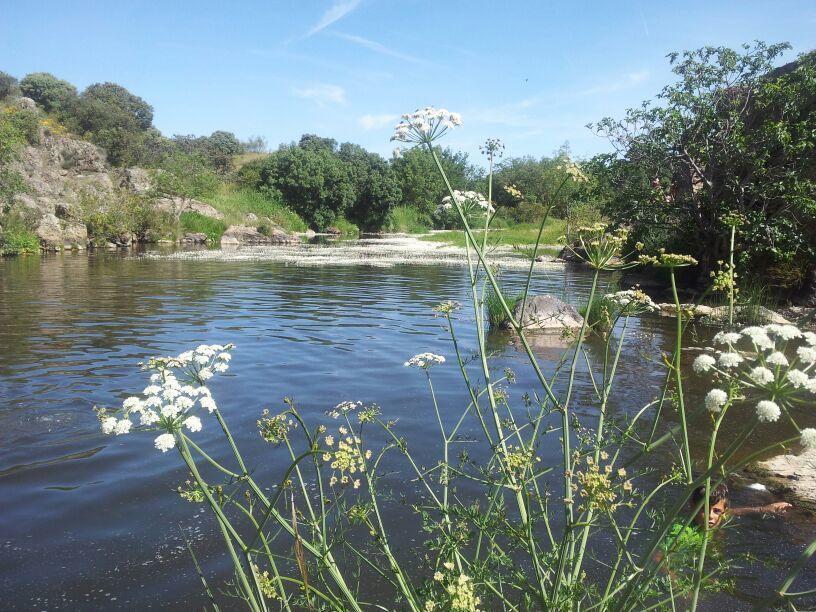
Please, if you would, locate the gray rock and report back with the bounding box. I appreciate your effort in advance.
[119,167,154,194]
[244,212,258,223]
[513,295,584,331]
[35,214,63,250]
[62,222,88,250]
[220,225,296,247]
[153,197,224,220]
[181,232,209,245]
[17,97,37,111]
[751,449,816,511]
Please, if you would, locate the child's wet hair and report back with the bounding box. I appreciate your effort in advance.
[691,482,729,507]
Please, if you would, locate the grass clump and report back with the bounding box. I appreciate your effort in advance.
[485,283,522,330]
[386,205,430,233]
[330,216,360,236]
[422,219,567,249]
[204,185,307,233]
[579,285,618,336]
[0,226,40,255]
[180,211,227,243]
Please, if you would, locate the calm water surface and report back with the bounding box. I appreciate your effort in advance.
[1,243,814,610]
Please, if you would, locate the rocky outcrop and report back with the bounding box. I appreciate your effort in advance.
[10,126,114,251]
[220,224,297,247]
[749,449,816,511]
[513,295,584,331]
[117,167,154,195]
[654,303,791,324]
[153,197,224,220]
[180,232,209,245]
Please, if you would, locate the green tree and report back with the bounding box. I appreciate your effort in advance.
[339,143,401,230]
[19,72,77,113]
[392,146,477,224]
[155,151,220,212]
[0,71,19,100]
[69,82,155,165]
[591,42,816,289]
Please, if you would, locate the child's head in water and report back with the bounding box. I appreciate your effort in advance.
[691,483,729,529]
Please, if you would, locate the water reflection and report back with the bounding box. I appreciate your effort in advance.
[0,248,813,609]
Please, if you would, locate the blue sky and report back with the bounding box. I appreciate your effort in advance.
[1,0,814,163]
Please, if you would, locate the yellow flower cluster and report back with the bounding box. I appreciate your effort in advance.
[573,456,631,513]
[323,430,371,489]
[710,260,738,294]
[638,250,698,268]
[251,564,279,600]
[257,410,295,444]
[430,563,481,611]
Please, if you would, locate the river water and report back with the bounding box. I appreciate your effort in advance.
[1,240,814,610]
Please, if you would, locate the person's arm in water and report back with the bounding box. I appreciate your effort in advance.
[727,501,792,517]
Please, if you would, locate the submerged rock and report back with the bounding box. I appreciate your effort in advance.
[181,232,209,245]
[220,225,297,247]
[513,295,584,331]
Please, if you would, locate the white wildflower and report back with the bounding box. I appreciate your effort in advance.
[213,362,229,373]
[198,368,213,381]
[764,324,800,340]
[101,417,118,434]
[145,396,162,408]
[161,404,181,418]
[749,366,775,385]
[177,350,194,363]
[787,369,809,388]
[122,396,143,411]
[113,419,132,435]
[143,385,162,396]
[217,352,231,361]
[692,354,716,374]
[391,107,462,143]
[704,389,728,412]
[713,331,741,345]
[766,352,789,367]
[718,352,743,368]
[199,396,217,413]
[405,352,446,369]
[325,435,334,446]
[184,416,202,432]
[796,346,816,365]
[756,400,781,423]
[175,396,194,410]
[140,410,160,425]
[803,332,816,346]
[801,428,816,450]
[194,354,210,365]
[154,433,176,452]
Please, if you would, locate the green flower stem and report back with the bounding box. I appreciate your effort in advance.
[177,435,263,611]
[690,400,731,610]
[669,268,693,483]
[728,225,736,327]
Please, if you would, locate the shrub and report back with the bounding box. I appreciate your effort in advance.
[179,211,226,243]
[80,190,163,245]
[155,151,220,202]
[19,72,77,114]
[0,71,19,100]
[485,283,522,329]
[331,216,359,236]
[203,186,307,233]
[386,205,430,233]
[0,226,39,255]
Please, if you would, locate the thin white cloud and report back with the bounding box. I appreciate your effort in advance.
[358,113,398,130]
[335,32,424,64]
[578,70,650,96]
[292,83,347,106]
[305,0,361,38]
